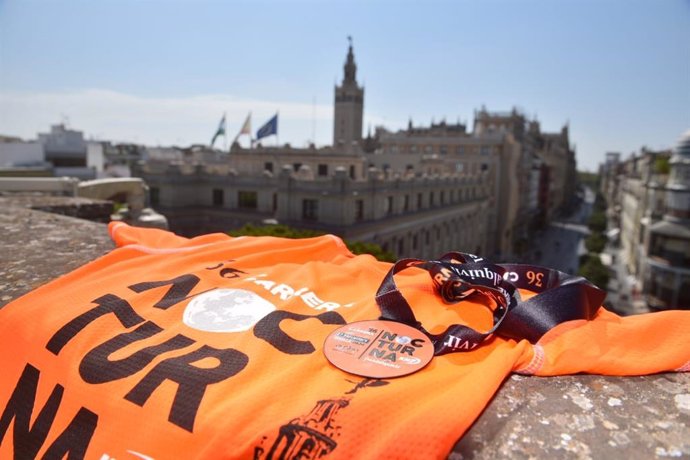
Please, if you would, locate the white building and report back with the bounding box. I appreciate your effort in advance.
[37,124,95,179]
[0,139,45,167]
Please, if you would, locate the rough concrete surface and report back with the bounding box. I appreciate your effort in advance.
[0,199,114,307]
[1,199,688,459]
[453,373,689,459]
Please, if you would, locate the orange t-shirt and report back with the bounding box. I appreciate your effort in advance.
[0,222,688,459]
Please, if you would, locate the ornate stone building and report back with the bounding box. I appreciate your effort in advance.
[367,108,576,258]
[333,38,364,148]
[137,157,491,260]
[136,43,575,260]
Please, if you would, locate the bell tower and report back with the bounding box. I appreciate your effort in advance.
[333,36,364,147]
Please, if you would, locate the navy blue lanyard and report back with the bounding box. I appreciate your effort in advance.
[375,252,606,355]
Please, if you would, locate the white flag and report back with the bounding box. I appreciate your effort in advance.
[235,112,252,142]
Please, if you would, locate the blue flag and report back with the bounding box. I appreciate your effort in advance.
[256,114,278,140]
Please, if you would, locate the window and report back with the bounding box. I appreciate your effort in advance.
[302,199,318,221]
[455,146,465,154]
[272,193,278,212]
[386,196,394,215]
[403,195,410,212]
[417,193,423,209]
[398,239,404,255]
[238,191,257,209]
[355,199,364,221]
[150,187,160,207]
[480,146,489,155]
[456,162,464,173]
[424,145,432,154]
[440,146,447,155]
[293,163,302,172]
[440,191,445,205]
[264,162,274,173]
[430,192,435,207]
[212,189,224,207]
[481,163,489,171]
[318,164,328,176]
[350,165,356,179]
[413,234,418,250]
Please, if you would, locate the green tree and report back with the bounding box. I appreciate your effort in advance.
[588,211,607,233]
[578,254,610,290]
[577,171,600,190]
[229,224,396,262]
[345,240,397,262]
[229,224,322,239]
[654,156,670,175]
[593,193,607,213]
[585,232,607,253]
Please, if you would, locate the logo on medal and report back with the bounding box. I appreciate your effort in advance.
[398,356,421,365]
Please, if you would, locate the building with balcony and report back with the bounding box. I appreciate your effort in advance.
[368,108,576,258]
[646,131,690,310]
[604,131,690,311]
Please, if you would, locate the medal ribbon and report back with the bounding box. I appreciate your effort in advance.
[375,252,606,355]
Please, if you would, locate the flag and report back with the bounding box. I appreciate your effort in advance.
[234,112,252,142]
[211,113,226,147]
[256,113,278,141]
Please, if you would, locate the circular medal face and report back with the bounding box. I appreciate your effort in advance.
[323,320,434,378]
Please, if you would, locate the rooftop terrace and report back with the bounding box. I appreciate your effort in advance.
[1,196,688,458]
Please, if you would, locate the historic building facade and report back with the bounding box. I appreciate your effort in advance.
[367,108,576,257]
[138,158,491,260]
[602,131,690,310]
[333,38,364,148]
[135,43,576,260]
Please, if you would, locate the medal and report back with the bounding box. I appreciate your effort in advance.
[323,320,434,378]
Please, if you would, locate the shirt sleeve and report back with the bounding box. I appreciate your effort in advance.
[108,221,230,249]
[514,308,690,376]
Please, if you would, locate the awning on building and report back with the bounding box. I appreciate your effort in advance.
[649,219,690,239]
[606,228,620,240]
[600,252,613,267]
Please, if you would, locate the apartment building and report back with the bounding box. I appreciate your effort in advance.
[602,131,690,310]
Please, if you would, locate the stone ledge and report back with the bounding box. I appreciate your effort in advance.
[454,373,689,459]
[0,192,114,223]
[0,201,688,459]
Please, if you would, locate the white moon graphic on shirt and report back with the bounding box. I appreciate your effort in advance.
[183,289,276,333]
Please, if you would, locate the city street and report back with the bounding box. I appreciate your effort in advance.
[522,188,593,274]
[520,187,649,315]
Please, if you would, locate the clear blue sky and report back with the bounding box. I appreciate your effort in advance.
[1,0,688,171]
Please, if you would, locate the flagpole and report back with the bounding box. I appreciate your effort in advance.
[312,96,316,146]
[276,110,279,147]
[223,112,227,152]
